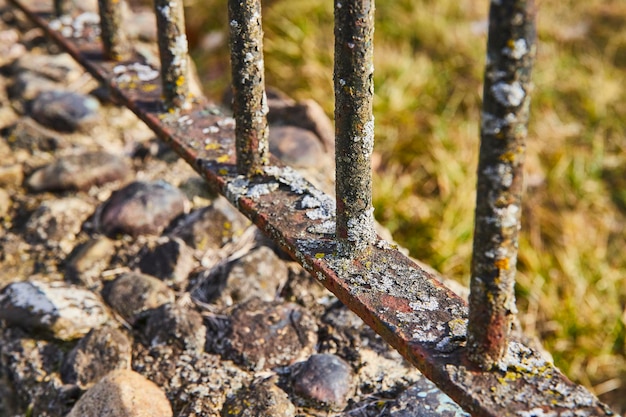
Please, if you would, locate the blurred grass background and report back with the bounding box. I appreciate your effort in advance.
[177,0,626,410]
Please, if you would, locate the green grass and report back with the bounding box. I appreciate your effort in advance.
[179,0,626,410]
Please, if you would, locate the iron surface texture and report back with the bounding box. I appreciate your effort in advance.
[5,1,617,416]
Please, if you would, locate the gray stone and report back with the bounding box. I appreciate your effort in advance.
[291,354,354,411]
[169,197,249,250]
[3,117,65,152]
[269,125,327,168]
[384,378,470,417]
[194,246,289,307]
[8,72,59,103]
[27,151,130,192]
[222,376,296,417]
[12,52,84,84]
[216,298,318,371]
[24,197,93,254]
[65,237,116,288]
[30,90,100,133]
[133,344,251,417]
[142,303,206,353]
[1,333,78,416]
[103,272,175,324]
[97,181,188,237]
[0,280,110,340]
[67,369,173,417]
[61,326,132,390]
[137,237,194,285]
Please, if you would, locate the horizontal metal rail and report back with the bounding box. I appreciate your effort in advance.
[6,1,617,416]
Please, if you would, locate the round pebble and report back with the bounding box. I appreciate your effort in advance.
[0,280,110,341]
[221,377,296,417]
[61,325,132,390]
[30,90,100,132]
[218,298,318,371]
[137,237,194,285]
[67,369,173,417]
[27,151,129,192]
[142,303,206,353]
[291,353,354,410]
[103,272,174,325]
[97,181,188,237]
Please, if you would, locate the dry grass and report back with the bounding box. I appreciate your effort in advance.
[179,0,626,410]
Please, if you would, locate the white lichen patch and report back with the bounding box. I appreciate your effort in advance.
[346,207,375,243]
[113,63,159,84]
[517,408,557,417]
[409,296,439,312]
[264,166,310,194]
[491,204,520,228]
[217,117,236,129]
[503,39,529,60]
[491,81,525,107]
[246,182,278,199]
[483,163,514,188]
[501,341,549,374]
[481,112,517,135]
[202,126,220,135]
[171,34,189,67]
[225,176,249,205]
[50,12,101,38]
[307,220,336,235]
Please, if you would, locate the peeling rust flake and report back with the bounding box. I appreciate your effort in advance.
[7,1,618,416]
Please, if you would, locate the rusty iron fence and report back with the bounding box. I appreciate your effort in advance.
[5,0,618,415]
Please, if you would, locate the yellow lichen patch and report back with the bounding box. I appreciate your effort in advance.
[494,258,510,270]
[217,155,230,163]
[176,75,185,87]
[141,84,158,92]
[205,143,220,150]
[218,168,229,176]
[500,151,516,163]
[315,252,325,259]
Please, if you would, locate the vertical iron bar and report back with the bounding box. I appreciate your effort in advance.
[98,0,128,61]
[334,0,376,257]
[228,0,269,176]
[54,0,70,16]
[154,0,190,110]
[468,0,536,369]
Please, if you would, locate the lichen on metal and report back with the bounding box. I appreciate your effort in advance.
[97,0,129,61]
[334,0,376,257]
[468,0,536,369]
[154,0,190,109]
[228,0,270,176]
[6,1,618,416]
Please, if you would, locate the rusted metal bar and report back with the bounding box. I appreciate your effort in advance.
[97,0,129,61]
[53,0,69,16]
[468,0,537,369]
[334,0,376,257]
[6,1,616,416]
[227,0,269,176]
[154,0,190,109]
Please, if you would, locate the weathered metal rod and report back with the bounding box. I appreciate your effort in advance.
[97,0,129,61]
[468,0,536,369]
[154,0,190,109]
[334,0,376,257]
[227,0,270,176]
